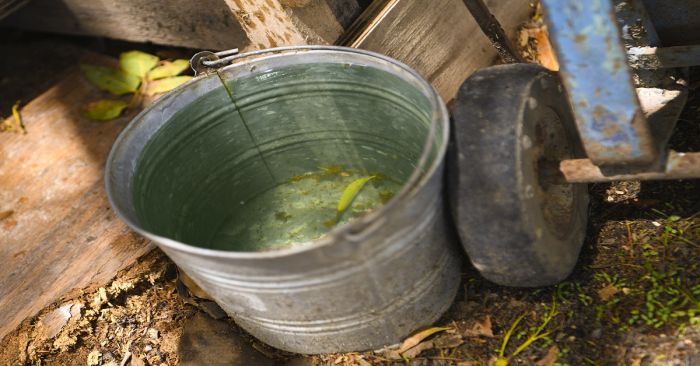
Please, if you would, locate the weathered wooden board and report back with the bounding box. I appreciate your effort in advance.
[0,59,154,341]
[351,0,531,102]
[2,0,251,50]
[2,0,365,50]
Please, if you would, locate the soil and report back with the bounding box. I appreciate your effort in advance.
[1,28,699,366]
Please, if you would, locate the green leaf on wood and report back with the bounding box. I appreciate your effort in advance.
[120,50,159,78]
[145,76,192,96]
[81,64,141,95]
[147,59,190,80]
[81,100,128,121]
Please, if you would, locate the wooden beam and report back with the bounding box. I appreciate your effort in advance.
[347,0,531,101]
[2,0,251,50]
[2,0,366,50]
[0,56,154,341]
[210,0,366,49]
[223,0,307,49]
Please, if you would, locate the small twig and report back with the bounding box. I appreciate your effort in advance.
[119,351,132,366]
[424,356,467,361]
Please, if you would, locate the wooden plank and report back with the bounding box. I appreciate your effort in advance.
[2,0,251,50]
[2,0,365,50]
[0,58,154,340]
[349,0,531,102]
[209,0,365,48]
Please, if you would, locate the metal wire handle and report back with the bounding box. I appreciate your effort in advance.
[189,48,240,75]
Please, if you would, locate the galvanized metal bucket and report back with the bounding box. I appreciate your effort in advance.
[105,46,461,354]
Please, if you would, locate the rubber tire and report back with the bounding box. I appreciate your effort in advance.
[447,64,589,287]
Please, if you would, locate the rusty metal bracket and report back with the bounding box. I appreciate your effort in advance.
[559,152,700,183]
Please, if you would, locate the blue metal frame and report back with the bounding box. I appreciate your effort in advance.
[541,0,659,168]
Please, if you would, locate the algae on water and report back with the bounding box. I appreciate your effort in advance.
[208,166,400,252]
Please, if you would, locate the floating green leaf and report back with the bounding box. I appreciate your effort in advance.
[81,64,140,95]
[81,100,128,121]
[147,59,190,80]
[336,175,375,219]
[145,76,192,96]
[119,50,159,78]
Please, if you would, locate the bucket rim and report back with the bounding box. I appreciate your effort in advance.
[105,45,450,260]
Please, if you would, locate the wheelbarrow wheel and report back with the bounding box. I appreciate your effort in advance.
[448,63,589,287]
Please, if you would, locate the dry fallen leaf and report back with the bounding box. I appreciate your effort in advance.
[82,100,129,121]
[120,50,160,78]
[535,345,559,366]
[145,76,192,96]
[465,315,494,338]
[433,333,464,348]
[402,340,434,359]
[398,326,451,354]
[598,284,620,301]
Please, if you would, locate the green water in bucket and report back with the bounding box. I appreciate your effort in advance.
[131,62,435,252]
[209,167,401,251]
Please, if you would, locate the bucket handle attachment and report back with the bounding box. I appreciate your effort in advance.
[190,48,240,76]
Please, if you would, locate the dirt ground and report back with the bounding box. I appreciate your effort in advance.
[1,28,699,366]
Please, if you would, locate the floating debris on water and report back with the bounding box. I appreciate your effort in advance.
[274,211,292,222]
[336,175,376,222]
[208,166,401,252]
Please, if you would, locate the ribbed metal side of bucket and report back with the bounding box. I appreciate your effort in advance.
[105,46,460,353]
[160,163,460,352]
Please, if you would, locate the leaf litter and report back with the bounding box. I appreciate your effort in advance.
[398,326,451,354]
[80,50,192,121]
[0,251,195,366]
